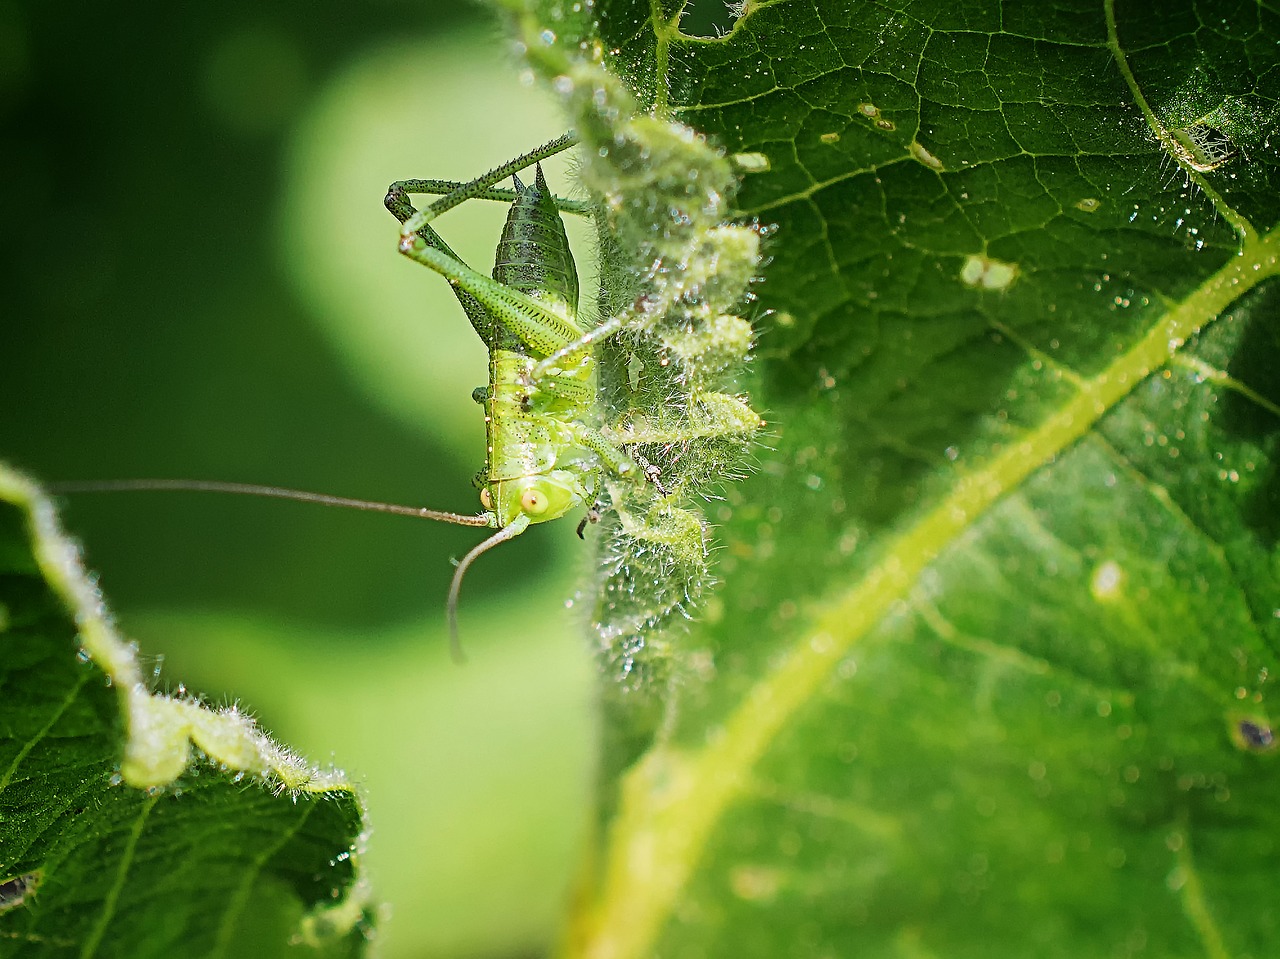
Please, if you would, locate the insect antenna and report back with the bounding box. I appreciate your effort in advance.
[47,479,493,525]
[445,513,532,664]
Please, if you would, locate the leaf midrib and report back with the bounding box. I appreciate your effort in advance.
[569,227,1280,959]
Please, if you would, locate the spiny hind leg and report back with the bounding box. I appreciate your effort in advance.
[531,302,650,379]
[387,133,580,238]
[388,134,597,356]
[385,179,591,223]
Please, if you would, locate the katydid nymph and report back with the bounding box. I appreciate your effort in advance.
[58,135,638,661]
[383,133,643,657]
[57,113,767,677]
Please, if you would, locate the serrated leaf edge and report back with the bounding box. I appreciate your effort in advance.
[0,465,354,796]
[0,463,377,944]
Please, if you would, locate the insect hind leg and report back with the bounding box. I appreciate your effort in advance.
[397,239,585,354]
[385,179,591,222]
[389,133,580,239]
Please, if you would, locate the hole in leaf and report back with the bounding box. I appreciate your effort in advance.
[680,0,739,38]
[1234,719,1275,752]
[1167,123,1238,172]
[0,873,40,914]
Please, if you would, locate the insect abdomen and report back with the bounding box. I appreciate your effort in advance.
[492,164,580,329]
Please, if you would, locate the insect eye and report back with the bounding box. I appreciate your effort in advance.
[479,488,492,510]
[521,488,549,514]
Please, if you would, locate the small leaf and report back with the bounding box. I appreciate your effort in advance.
[0,466,372,958]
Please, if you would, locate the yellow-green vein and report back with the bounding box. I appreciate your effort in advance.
[568,228,1280,959]
[1170,822,1232,959]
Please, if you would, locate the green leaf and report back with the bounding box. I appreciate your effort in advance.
[502,1,1280,956]
[0,466,371,958]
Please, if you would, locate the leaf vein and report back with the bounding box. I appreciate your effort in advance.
[0,670,95,794]
[79,793,158,959]
[212,792,320,958]
[575,217,1280,959]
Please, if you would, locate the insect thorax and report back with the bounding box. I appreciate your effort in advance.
[481,348,599,528]
[467,163,606,530]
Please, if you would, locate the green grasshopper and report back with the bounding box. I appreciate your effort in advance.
[384,134,645,656]
[59,136,644,661]
[59,131,758,665]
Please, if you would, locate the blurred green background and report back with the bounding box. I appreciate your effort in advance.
[0,2,601,956]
